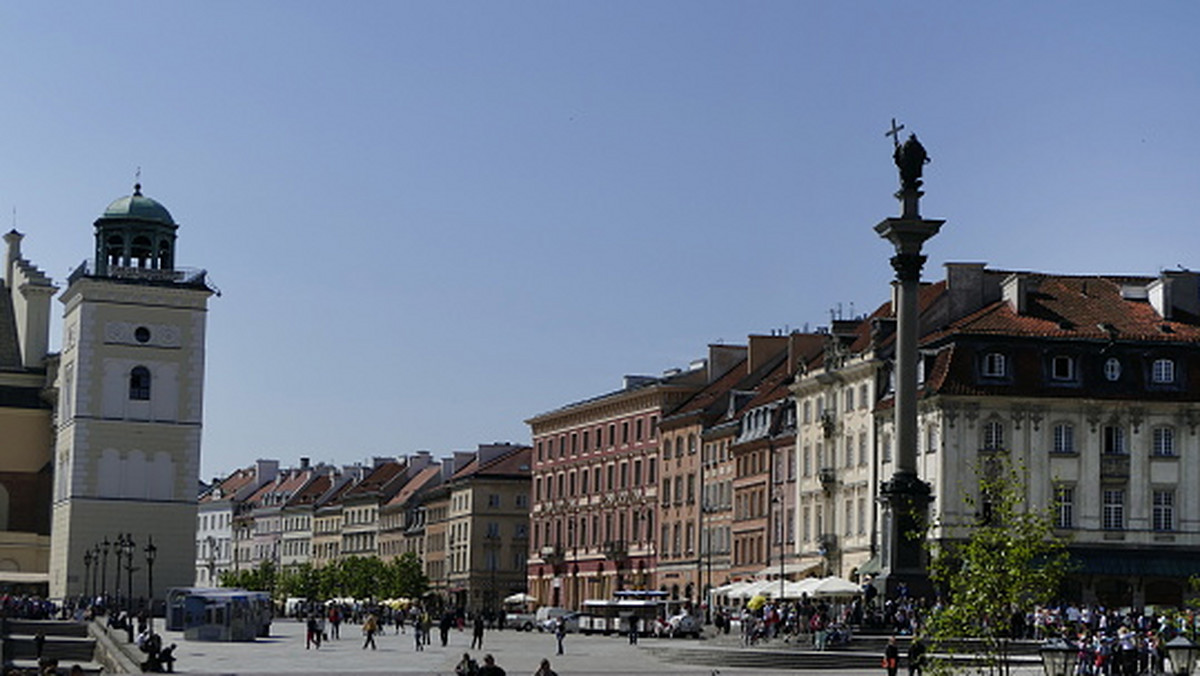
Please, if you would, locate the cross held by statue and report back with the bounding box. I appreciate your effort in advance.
[886,118,905,148]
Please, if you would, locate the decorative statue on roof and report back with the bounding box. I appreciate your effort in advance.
[894,133,930,192]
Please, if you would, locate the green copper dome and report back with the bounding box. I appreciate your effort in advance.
[101,184,174,225]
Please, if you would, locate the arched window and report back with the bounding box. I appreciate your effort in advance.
[129,366,151,401]
[131,236,153,268]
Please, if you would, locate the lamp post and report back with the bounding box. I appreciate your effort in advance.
[112,535,123,607]
[101,537,111,604]
[83,549,94,599]
[122,534,137,613]
[206,535,217,586]
[1166,636,1199,676]
[144,536,157,613]
[1038,638,1075,676]
[91,545,100,602]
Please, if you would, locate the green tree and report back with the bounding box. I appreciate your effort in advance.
[924,454,1071,676]
[386,551,429,599]
[218,560,278,595]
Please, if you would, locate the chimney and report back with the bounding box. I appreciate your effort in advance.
[1149,271,1200,320]
[299,457,310,470]
[255,459,279,485]
[945,262,1002,324]
[1002,273,1029,315]
[746,335,788,375]
[707,344,747,382]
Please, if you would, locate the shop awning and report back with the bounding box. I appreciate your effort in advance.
[1069,548,1200,578]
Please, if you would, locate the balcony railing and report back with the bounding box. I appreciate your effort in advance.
[603,540,628,562]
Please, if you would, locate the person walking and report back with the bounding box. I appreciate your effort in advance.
[471,613,486,650]
[533,658,558,676]
[328,606,342,640]
[883,635,900,676]
[627,614,639,645]
[362,612,379,650]
[477,653,506,676]
[908,634,927,676]
[306,616,322,649]
[413,619,424,651]
[554,617,566,656]
[440,612,453,647]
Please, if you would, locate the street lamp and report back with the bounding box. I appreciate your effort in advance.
[122,534,137,613]
[1166,636,1200,676]
[83,549,94,599]
[91,545,100,601]
[101,538,111,604]
[206,535,217,586]
[1038,638,1075,676]
[144,536,157,612]
[112,535,122,606]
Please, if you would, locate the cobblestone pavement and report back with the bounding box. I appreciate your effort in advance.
[131,618,1046,676]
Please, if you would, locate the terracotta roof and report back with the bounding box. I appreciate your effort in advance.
[929,275,1200,343]
[660,356,749,427]
[200,466,258,504]
[385,465,443,507]
[244,469,312,508]
[288,473,334,507]
[343,460,407,499]
[452,446,532,481]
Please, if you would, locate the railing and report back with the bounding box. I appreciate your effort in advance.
[68,260,209,287]
[818,468,836,490]
[603,540,628,562]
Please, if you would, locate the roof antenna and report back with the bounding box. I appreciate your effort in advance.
[134,166,142,196]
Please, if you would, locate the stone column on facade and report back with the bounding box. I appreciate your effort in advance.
[872,128,942,599]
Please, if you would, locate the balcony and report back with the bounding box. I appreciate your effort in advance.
[818,468,836,491]
[820,411,837,438]
[539,545,565,567]
[603,540,628,563]
[1100,454,1130,479]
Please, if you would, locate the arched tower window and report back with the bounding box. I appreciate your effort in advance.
[131,236,153,268]
[106,235,125,268]
[129,366,151,401]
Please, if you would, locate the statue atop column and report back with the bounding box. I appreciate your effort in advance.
[894,133,930,192]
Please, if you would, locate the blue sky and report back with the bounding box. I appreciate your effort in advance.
[1,2,1197,479]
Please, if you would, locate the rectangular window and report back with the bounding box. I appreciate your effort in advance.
[635,418,644,441]
[1102,489,1125,530]
[984,421,1004,450]
[1152,358,1176,384]
[1153,427,1176,457]
[1053,424,1075,454]
[1153,490,1175,532]
[859,433,868,466]
[1103,425,1126,455]
[982,352,1006,378]
[1054,485,1074,529]
[1051,355,1075,381]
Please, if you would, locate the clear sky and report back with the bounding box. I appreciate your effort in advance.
[1,2,1198,480]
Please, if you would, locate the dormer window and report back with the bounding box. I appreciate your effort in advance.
[1152,358,1176,384]
[1051,355,1075,381]
[1104,358,1122,382]
[982,352,1007,378]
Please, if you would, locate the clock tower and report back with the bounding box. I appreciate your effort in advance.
[49,184,215,601]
